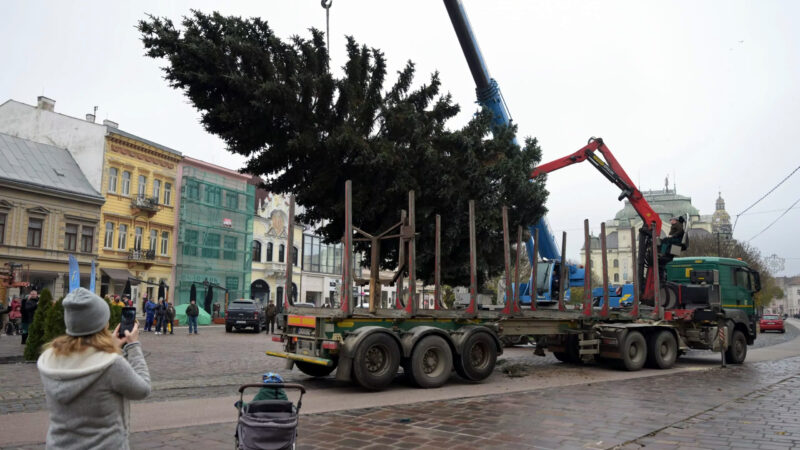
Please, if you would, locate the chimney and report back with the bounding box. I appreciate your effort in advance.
[86,113,96,123]
[103,119,118,128]
[37,96,55,112]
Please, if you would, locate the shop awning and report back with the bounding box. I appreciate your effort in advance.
[101,268,133,283]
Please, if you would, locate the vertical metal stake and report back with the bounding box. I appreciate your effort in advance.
[630,227,639,319]
[434,215,442,310]
[396,210,406,310]
[558,231,567,312]
[369,237,380,314]
[600,223,609,318]
[651,225,662,320]
[341,181,353,316]
[514,225,522,314]
[502,207,513,315]
[582,219,592,317]
[406,190,417,316]
[467,200,477,316]
[530,228,539,311]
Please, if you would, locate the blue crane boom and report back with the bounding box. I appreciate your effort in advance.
[443,0,584,302]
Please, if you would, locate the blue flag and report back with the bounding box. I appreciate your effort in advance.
[68,254,80,293]
[89,260,96,292]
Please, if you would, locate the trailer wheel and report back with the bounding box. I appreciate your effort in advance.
[410,335,453,388]
[619,331,647,371]
[296,360,336,378]
[455,332,497,382]
[646,330,677,369]
[725,329,747,364]
[352,333,400,390]
[553,335,583,365]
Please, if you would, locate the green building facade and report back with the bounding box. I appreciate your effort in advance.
[173,157,254,309]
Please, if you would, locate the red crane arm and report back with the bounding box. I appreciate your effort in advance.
[530,138,662,232]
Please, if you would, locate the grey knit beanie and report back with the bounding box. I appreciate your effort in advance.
[63,287,110,337]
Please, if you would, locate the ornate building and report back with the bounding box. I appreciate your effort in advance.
[0,133,104,298]
[250,192,303,306]
[712,192,732,239]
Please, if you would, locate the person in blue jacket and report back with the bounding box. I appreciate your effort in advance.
[144,298,157,332]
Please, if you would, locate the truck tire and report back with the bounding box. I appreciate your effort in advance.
[553,335,583,365]
[225,324,232,333]
[352,333,400,390]
[646,330,677,369]
[410,335,453,388]
[454,332,497,382]
[619,330,647,371]
[296,360,336,377]
[725,329,747,364]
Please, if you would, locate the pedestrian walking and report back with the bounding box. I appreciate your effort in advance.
[8,297,21,335]
[265,300,277,334]
[37,287,150,449]
[166,302,175,335]
[20,290,39,345]
[144,297,156,332]
[186,299,199,334]
[155,298,167,335]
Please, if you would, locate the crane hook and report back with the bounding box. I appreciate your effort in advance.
[321,0,332,8]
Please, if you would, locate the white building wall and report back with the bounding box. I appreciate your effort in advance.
[0,100,107,190]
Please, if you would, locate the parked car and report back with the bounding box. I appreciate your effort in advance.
[225,299,264,333]
[759,314,785,333]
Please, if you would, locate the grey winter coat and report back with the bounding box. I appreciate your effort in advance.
[37,342,151,450]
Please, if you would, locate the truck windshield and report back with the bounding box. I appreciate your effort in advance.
[535,262,552,294]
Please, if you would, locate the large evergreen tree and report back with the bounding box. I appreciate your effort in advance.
[139,12,547,285]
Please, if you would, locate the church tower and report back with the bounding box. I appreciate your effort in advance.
[712,192,732,238]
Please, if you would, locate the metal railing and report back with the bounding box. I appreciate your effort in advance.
[131,194,158,211]
[128,248,156,261]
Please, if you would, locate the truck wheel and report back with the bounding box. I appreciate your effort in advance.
[553,351,570,363]
[296,360,336,377]
[225,324,232,333]
[410,335,453,388]
[455,332,497,382]
[352,333,400,390]
[725,329,747,364]
[619,331,647,371]
[553,335,583,365]
[646,330,677,369]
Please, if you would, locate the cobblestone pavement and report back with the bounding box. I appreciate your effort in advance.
[0,322,796,416]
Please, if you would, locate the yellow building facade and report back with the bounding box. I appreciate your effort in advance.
[98,128,181,302]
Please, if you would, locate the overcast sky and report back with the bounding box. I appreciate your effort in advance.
[2,1,799,275]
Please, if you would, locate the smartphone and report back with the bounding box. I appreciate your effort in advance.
[119,307,137,338]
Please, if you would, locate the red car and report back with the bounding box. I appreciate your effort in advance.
[759,314,785,333]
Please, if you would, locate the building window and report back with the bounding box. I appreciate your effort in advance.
[279,244,285,263]
[108,168,118,193]
[252,241,262,262]
[160,231,169,256]
[117,224,128,250]
[293,246,299,267]
[153,179,161,203]
[0,213,6,244]
[225,192,238,210]
[27,218,43,248]
[614,273,619,282]
[224,236,237,260]
[186,180,200,200]
[202,233,220,258]
[303,234,344,274]
[121,171,131,195]
[65,224,78,251]
[134,226,143,250]
[104,222,114,248]
[205,185,221,206]
[150,229,158,251]
[164,183,172,205]
[266,242,273,262]
[81,226,94,253]
[184,229,198,256]
[226,276,239,293]
[613,259,619,268]
[137,175,147,196]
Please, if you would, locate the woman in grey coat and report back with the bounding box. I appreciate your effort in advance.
[37,287,150,449]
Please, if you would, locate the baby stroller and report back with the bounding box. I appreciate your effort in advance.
[235,380,306,450]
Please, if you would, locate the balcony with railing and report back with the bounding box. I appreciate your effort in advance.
[128,248,156,261]
[131,194,159,213]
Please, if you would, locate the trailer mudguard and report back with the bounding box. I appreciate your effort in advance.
[449,325,503,356]
[335,326,403,382]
